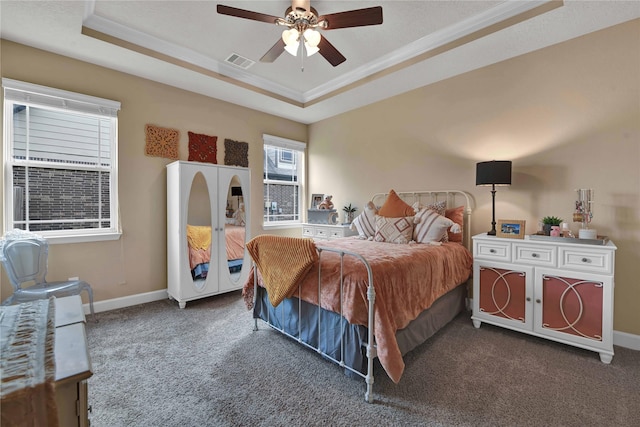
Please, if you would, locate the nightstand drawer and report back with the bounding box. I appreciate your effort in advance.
[302,226,314,238]
[558,247,613,274]
[329,229,345,239]
[513,243,556,267]
[474,240,511,261]
[314,228,328,239]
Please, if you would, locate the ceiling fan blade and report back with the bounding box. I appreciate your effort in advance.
[318,37,346,67]
[216,4,282,24]
[318,6,383,30]
[260,39,286,63]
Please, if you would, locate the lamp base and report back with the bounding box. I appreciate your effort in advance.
[487,230,496,236]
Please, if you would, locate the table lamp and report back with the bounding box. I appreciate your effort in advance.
[476,160,512,235]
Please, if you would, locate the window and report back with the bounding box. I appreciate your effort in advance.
[263,134,305,226]
[2,78,121,243]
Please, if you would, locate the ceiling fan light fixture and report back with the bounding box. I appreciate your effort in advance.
[282,28,299,46]
[284,41,300,56]
[304,43,319,56]
[303,28,321,47]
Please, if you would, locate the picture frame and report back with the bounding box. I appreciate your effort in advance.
[497,219,526,239]
[310,193,324,209]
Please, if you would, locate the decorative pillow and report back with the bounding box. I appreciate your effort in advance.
[350,201,377,239]
[374,215,414,244]
[377,189,415,218]
[413,208,456,243]
[445,206,465,243]
[412,200,446,217]
[412,200,449,241]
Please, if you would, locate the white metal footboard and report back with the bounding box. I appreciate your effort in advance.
[253,246,377,403]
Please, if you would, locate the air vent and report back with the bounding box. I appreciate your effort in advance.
[225,53,255,69]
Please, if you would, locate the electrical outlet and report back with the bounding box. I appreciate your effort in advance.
[68,276,79,281]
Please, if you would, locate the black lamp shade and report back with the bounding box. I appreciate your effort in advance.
[231,186,242,196]
[476,161,512,186]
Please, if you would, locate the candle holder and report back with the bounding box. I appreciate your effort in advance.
[574,189,596,239]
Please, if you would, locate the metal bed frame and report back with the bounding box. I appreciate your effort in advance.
[252,190,474,403]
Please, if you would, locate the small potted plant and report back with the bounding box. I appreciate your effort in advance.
[342,203,358,224]
[541,216,563,236]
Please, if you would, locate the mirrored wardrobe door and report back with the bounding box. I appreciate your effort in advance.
[187,171,214,292]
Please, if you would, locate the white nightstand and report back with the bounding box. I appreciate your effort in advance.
[302,223,358,240]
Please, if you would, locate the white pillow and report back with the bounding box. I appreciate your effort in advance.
[350,201,377,239]
[413,208,455,243]
[374,215,414,244]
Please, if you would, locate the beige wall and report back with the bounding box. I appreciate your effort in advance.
[1,19,638,335]
[308,20,640,335]
[0,40,307,301]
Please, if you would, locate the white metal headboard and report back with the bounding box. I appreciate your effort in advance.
[371,190,474,251]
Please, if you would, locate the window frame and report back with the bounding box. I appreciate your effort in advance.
[262,134,305,229]
[2,78,122,244]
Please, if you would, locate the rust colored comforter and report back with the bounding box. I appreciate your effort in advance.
[243,237,472,383]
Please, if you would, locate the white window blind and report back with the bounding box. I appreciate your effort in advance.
[3,78,121,243]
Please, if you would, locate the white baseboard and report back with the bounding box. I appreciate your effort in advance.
[613,330,640,351]
[82,289,168,316]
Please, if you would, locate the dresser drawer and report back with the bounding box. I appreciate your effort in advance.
[513,243,556,267]
[558,247,613,274]
[474,240,511,262]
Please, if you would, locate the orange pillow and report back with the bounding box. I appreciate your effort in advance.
[445,206,465,243]
[377,189,415,217]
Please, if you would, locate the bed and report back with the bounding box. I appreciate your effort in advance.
[243,190,473,402]
[187,224,246,279]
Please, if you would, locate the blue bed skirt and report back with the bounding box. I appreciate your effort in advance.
[253,286,368,376]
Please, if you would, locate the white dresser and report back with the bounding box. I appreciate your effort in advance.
[54,296,92,427]
[471,233,616,363]
[0,296,91,427]
[302,223,358,240]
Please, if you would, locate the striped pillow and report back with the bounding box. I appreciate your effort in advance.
[413,208,455,243]
[350,201,377,239]
[374,215,414,244]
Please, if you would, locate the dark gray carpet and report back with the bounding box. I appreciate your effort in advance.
[86,291,640,427]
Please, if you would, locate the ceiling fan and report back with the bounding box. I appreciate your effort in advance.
[217,0,383,67]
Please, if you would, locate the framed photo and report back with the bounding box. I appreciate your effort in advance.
[310,193,324,209]
[497,219,526,239]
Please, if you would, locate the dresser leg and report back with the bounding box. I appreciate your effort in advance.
[472,319,481,329]
[599,352,613,364]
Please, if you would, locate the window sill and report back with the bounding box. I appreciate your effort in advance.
[43,231,122,245]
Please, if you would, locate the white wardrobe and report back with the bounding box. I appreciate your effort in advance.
[166,161,251,308]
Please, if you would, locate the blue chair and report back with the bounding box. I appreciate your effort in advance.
[0,235,97,322]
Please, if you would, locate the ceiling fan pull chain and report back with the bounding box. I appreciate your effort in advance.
[300,41,305,72]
